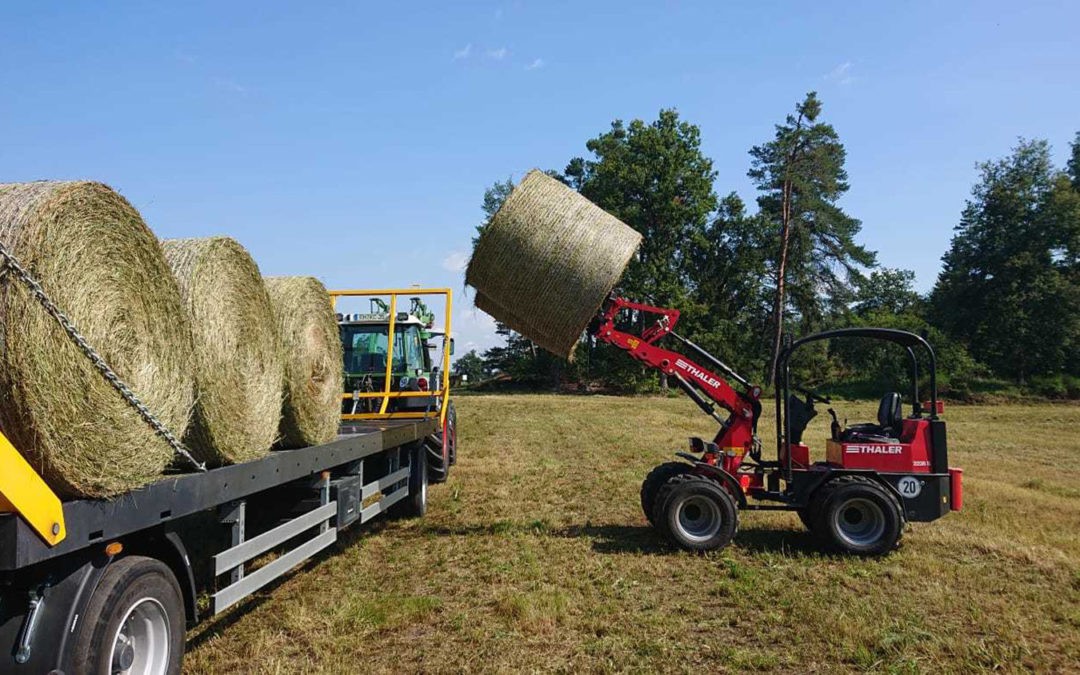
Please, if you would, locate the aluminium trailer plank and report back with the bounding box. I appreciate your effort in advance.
[0,419,437,571]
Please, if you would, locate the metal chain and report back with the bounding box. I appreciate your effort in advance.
[0,242,206,472]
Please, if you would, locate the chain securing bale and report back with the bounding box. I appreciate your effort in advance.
[264,276,343,448]
[163,237,285,465]
[465,169,641,359]
[0,181,196,498]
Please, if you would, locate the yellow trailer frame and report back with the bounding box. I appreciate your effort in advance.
[332,287,453,426]
[0,430,66,546]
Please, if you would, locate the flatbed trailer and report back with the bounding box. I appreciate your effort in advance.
[0,417,437,673]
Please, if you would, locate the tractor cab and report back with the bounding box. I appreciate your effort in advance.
[776,327,946,479]
[339,297,446,415]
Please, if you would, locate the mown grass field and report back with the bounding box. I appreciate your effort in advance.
[187,395,1080,673]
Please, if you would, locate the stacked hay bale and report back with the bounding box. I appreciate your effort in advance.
[163,237,284,465]
[0,181,196,498]
[264,276,343,448]
[465,169,641,359]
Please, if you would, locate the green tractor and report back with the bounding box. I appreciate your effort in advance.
[339,296,457,481]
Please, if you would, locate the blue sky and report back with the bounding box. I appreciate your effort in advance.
[2,1,1077,355]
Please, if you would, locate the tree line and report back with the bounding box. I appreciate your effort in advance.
[455,93,1080,400]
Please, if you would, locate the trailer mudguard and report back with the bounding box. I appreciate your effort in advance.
[0,551,109,673]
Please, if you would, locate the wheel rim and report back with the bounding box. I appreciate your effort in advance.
[673,495,723,543]
[832,497,886,548]
[109,597,170,675]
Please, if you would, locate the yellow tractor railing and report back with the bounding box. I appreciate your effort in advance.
[331,288,452,425]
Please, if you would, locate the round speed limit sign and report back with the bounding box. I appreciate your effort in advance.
[897,476,922,499]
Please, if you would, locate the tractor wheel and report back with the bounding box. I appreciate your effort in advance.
[811,475,903,556]
[796,507,816,532]
[640,462,692,526]
[653,473,738,553]
[427,402,457,483]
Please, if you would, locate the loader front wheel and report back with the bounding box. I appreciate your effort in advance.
[640,462,692,526]
[654,474,738,553]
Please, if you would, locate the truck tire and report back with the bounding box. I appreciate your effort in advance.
[68,555,184,675]
[811,475,903,556]
[640,462,691,526]
[653,473,738,553]
[446,402,458,466]
[394,444,428,519]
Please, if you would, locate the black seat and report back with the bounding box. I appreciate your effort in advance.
[841,392,902,443]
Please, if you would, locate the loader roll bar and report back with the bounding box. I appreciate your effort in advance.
[775,327,940,477]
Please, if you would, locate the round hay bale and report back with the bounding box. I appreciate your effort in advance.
[264,276,343,448]
[162,237,284,465]
[465,169,641,359]
[0,181,196,498]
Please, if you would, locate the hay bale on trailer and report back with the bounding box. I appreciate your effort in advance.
[465,169,641,359]
[0,181,196,498]
[264,276,343,448]
[163,237,284,465]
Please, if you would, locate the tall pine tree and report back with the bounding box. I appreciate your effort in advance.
[748,92,875,385]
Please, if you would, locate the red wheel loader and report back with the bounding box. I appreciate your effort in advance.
[591,294,963,556]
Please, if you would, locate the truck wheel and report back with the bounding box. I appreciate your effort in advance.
[796,505,817,532]
[812,476,903,556]
[653,474,738,553]
[69,555,184,675]
[394,444,428,519]
[640,462,691,526]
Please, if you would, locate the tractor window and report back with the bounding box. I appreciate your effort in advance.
[401,325,425,374]
[341,324,423,374]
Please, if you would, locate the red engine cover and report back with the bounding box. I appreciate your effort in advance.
[828,418,933,473]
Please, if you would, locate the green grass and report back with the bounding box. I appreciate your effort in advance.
[186,395,1080,673]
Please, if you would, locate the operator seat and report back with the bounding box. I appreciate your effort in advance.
[841,392,903,443]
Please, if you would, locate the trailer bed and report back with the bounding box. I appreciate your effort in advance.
[0,418,436,571]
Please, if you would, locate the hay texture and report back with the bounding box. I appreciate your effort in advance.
[0,181,196,498]
[264,276,343,448]
[465,170,641,358]
[163,237,284,465]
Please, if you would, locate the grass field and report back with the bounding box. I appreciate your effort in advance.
[186,395,1080,673]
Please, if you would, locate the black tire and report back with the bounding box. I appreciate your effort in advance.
[811,475,904,556]
[640,462,692,526]
[796,507,815,532]
[446,402,458,466]
[653,473,739,553]
[427,403,457,483]
[394,444,428,518]
[69,555,185,675]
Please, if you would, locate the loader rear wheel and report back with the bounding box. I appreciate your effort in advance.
[812,475,903,556]
[69,555,185,675]
[640,462,692,526]
[654,473,738,553]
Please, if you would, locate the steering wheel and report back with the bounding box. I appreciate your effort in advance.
[795,385,831,405]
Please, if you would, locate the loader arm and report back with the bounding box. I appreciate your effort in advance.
[588,295,762,472]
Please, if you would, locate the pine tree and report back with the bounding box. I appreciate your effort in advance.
[748,92,875,385]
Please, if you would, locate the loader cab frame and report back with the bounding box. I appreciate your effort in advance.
[775,327,942,478]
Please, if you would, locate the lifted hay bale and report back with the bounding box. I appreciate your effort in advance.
[465,169,640,359]
[163,237,284,465]
[264,276,343,448]
[0,181,196,498]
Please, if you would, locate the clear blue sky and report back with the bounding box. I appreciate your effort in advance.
[2,1,1077,355]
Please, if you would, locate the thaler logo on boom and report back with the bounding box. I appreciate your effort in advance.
[675,359,723,389]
